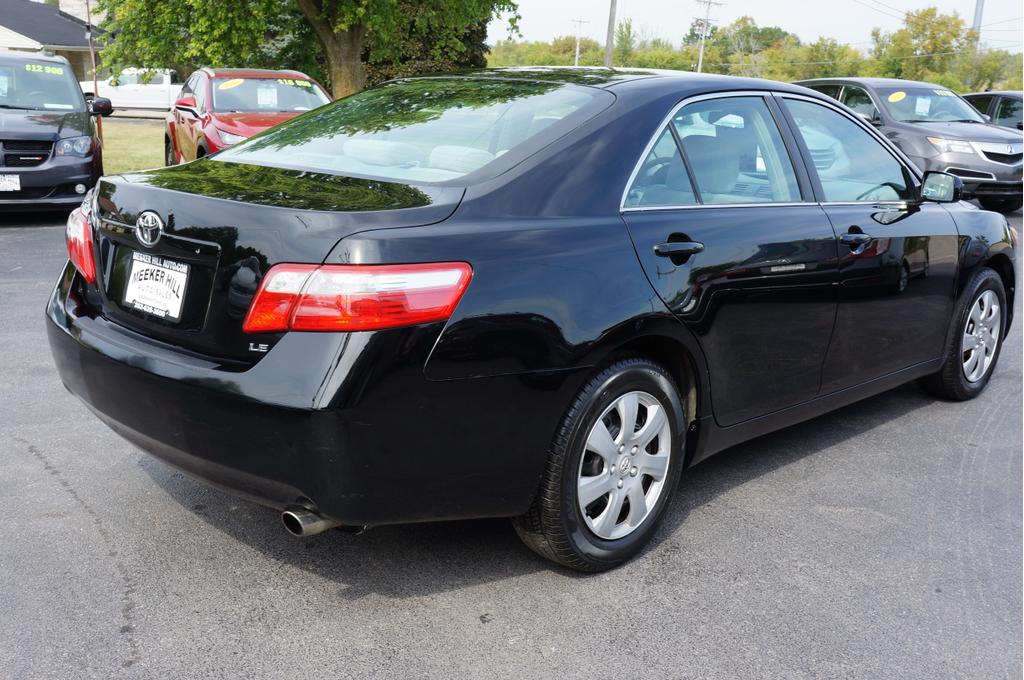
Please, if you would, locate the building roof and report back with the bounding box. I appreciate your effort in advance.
[0,0,98,49]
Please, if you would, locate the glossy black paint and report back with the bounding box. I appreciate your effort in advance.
[47,70,1018,527]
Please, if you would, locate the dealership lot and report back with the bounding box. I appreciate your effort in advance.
[1,212,1021,678]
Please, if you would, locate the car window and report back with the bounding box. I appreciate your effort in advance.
[671,96,801,204]
[148,73,166,85]
[211,77,330,113]
[808,84,841,100]
[840,86,877,118]
[783,98,913,202]
[179,74,196,98]
[995,96,1022,128]
[193,76,207,111]
[623,128,696,207]
[216,78,610,183]
[965,94,994,115]
[115,71,138,86]
[0,58,85,111]
[875,86,985,123]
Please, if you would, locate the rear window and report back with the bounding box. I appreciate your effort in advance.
[214,78,608,183]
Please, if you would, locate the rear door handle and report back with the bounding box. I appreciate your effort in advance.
[839,232,872,246]
[654,241,704,258]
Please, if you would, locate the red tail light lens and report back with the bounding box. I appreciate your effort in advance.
[242,262,473,333]
[65,206,96,283]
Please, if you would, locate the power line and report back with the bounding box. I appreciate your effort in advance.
[850,0,904,21]
[711,49,981,68]
[859,0,906,16]
[980,16,1021,27]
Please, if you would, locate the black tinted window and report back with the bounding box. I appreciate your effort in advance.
[965,94,995,114]
[995,97,1022,128]
[809,84,841,100]
[784,98,912,202]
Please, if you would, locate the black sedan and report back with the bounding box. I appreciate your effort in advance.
[47,68,1017,571]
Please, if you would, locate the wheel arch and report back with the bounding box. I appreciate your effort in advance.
[985,252,1016,336]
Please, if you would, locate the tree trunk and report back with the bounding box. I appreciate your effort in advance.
[324,26,367,98]
[295,0,367,98]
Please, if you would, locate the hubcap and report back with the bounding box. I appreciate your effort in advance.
[961,289,1001,383]
[577,391,672,540]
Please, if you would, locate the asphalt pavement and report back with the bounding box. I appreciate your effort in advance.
[1,210,1021,680]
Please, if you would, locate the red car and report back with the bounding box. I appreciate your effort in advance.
[165,68,330,165]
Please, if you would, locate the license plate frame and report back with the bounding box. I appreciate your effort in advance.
[123,251,190,322]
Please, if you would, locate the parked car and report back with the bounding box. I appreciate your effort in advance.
[48,68,1017,571]
[797,77,1023,213]
[165,68,330,165]
[80,68,180,110]
[963,90,1023,131]
[0,52,112,210]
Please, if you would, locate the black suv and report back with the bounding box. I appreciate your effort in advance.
[797,77,1022,213]
[963,90,1023,131]
[0,52,112,210]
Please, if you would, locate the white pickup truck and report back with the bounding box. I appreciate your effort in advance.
[80,68,181,110]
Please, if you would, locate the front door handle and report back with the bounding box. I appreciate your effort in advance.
[839,232,872,246]
[654,241,704,258]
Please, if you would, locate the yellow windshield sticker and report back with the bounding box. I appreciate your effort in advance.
[934,89,954,96]
[24,64,65,76]
[218,78,244,90]
[888,91,906,103]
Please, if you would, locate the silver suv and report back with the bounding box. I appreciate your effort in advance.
[797,77,1022,213]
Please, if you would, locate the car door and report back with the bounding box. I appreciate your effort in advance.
[174,74,202,160]
[136,71,165,109]
[777,94,960,393]
[622,93,840,426]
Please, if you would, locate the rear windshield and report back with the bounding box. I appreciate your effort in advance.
[214,78,607,183]
[211,77,329,113]
[0,59,84,112]
[876,86,985,123]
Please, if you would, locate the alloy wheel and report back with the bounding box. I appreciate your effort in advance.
[577,390,672,540]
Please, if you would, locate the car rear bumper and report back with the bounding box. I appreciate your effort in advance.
[46,262,573,526]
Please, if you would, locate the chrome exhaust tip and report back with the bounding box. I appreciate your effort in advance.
[281,507,342,537]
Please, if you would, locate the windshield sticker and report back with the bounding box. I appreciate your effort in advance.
[218,78,244,90]
[257,85,278,109]
[887,91,906,103]
[933,89,955,96]
[0,75,8,97]
[276,78,312,88]
[24,63,64,76]
[42,103,74,109]
[915,97,932,116]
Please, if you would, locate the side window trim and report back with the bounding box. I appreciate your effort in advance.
[665,121,703,205]
[773,92,922,205]
[620,90,816,212]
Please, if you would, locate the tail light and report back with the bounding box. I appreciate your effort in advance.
[242,262,473,333]
[65,206,96,283]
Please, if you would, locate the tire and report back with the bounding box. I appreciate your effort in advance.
[979,198,1022,214]
[164,137,176,166]
[919,267,1007,401]
[514,357,686,571]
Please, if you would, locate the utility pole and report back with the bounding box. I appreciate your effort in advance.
[971,0,985,32]
[603,0,617,67]
[84,0,102,142]
[694,0,724,73]
[571,17,590,67]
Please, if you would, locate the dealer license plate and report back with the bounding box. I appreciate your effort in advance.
[123,251,189,321]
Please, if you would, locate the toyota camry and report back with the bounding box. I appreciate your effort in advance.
[47,68,1017,571]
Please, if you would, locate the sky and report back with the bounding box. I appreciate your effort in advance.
[487,0,1023,53]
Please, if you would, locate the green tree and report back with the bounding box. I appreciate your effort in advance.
[96,0,519,97]
[869,7,974,83]
[614,19,636,66]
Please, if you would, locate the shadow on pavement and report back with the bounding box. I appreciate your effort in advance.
[143,376,940,598]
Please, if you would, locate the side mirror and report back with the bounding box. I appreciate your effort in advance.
[174,96,197,114]
[921,171,963,203]
[90,97,113,117]
[982,113,992,122]
[856,111,883,126]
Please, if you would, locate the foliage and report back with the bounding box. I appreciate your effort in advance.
[614,19,636,66]
[95,0,519,96]
[488,8,1022,90]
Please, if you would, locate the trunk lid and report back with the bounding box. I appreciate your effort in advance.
[91,159,463,362]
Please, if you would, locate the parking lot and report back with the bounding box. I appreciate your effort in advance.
[1,211,1021,679]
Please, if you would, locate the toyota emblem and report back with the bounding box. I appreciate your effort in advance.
[135,211,164,247]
